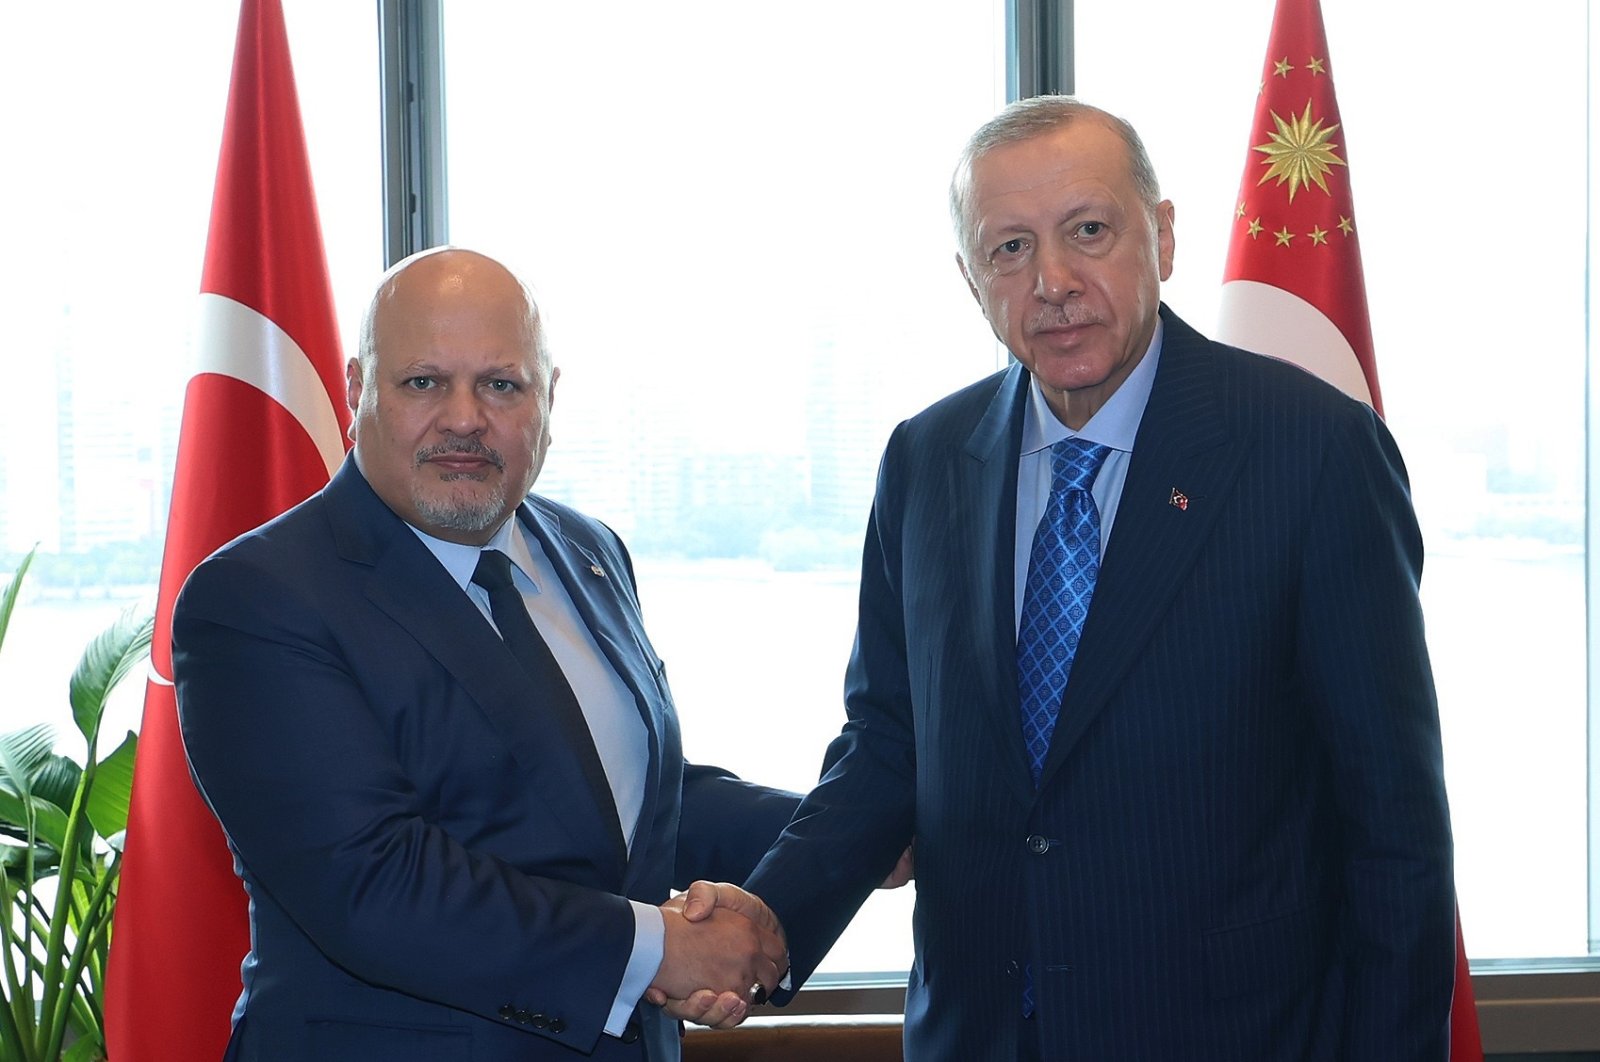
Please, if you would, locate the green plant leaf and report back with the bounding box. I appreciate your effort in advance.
[68,608,154,747]
[0,840,57,874]
[63,1032,102,1062]
[0,788,71,858]
[86,733,137,842]
[0,723,56,801]
[0,546,36,658]
[37,755,98,867]
[32,755,82,815]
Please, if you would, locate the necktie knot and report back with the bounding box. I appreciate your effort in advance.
[1051,437,1112,494]
[472,548,517,594]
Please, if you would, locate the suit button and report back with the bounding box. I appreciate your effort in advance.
[549,1017,567,1034]
[516,1009,535,1025]
[498,1004,517,1020]
[1004,960,1021,978]
[620,1020,641,1044]
[1026,834,1052,855]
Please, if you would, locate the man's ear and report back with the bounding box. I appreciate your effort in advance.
[956,252,983,305]
[1155,200,1176,282]
[344,357,363,440]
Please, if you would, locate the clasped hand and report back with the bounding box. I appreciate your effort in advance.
[649,881,787,1029]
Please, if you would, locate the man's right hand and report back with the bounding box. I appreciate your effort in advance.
[647,881,787,1028]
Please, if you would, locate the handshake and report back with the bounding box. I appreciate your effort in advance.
[647,881,783,1030]
[645,847,914,1029]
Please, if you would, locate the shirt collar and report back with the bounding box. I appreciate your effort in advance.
[1020,316,1164,456]
[409,509,541,593]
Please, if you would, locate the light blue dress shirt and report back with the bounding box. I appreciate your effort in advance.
[1013,319,1164,634]
[411,516,662,1036]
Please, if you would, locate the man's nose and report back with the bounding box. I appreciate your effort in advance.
[437,386,488,435]
[1034,242,1083,304]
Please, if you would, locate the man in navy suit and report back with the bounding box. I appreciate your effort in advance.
[175,247,799,1060]
[688,97,1456,1058]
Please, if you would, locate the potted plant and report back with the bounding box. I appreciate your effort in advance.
[0,549,151,1062]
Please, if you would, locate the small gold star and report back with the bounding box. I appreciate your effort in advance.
[1337,215,1354,235]
[1308,225,1329,246]
[1274,57,1294,78]
[1247,217,1264,239]
[1236,200,1248,219]
[1308,56,1327,76]
[1274,226,1294,247]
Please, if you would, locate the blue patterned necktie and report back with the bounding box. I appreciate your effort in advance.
[1017,438,1112,787]
[1017,438,1109,1018]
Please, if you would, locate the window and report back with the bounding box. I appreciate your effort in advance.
[442,0,1007,976]
[1077,0,1592,966]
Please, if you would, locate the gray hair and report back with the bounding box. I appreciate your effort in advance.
[949,95,1161,264]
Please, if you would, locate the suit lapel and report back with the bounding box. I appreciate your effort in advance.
[324,461,630,882]
[956,365,1039,806]
[1037,310,1248,788]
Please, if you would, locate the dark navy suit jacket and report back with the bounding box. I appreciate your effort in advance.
[746,308,1455,1060]
[175,457,798,1061]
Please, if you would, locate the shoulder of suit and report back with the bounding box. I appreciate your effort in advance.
[1161,310,1373,426]
[896,363,1018,438]
[524,493,627,553]
[197,482,336,572]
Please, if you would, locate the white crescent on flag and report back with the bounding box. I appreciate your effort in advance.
[196,291,347,478]
[1217,279,1372,407]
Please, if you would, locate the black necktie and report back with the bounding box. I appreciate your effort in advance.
[470,549,620,840]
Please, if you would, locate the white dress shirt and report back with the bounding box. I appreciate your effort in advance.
[411,515,663,1035]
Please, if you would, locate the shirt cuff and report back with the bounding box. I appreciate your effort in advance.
[605,900,665,1036]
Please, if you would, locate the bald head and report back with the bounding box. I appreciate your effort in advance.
[344,247,560,545]
[354,248,550,406]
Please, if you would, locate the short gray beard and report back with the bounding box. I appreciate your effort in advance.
[411,437,511,533]
[411,484,509,534]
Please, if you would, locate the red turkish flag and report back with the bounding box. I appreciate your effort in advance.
[1217,1,1482,1058]
[103,1,351,1058]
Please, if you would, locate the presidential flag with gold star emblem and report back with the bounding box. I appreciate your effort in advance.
[1218,0,1379,411]
[1218,2,1484,1059]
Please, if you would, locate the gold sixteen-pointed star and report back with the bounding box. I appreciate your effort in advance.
[1254,100,1345,202]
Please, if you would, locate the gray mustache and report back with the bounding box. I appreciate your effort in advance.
[415,437,506,471]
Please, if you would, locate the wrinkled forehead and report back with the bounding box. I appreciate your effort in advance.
[958,120,1138,246]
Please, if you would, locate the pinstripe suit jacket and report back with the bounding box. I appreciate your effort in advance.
[746,308,1455,1060]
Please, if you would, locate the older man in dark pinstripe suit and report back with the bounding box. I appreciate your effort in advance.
[679,96,1457,1060]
